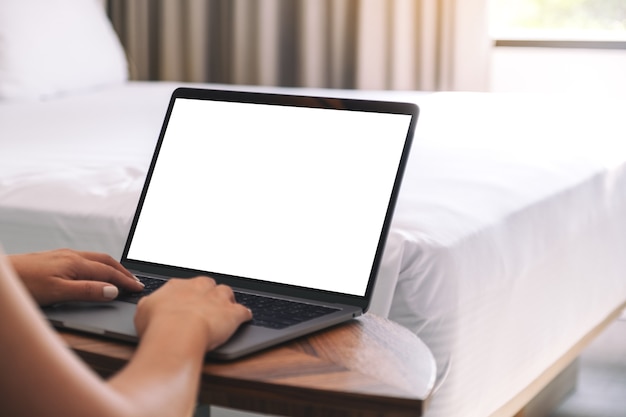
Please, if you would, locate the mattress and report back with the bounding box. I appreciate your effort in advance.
[1,83,625,417]
[384,92,626,416]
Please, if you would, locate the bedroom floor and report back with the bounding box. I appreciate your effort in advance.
[549,311,626,417]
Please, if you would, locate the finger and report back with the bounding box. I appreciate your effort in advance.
[213,284,236,302]
[71,257,144,292]
[76,251,137,280]
[191,275,217,288]
[212,285,252,320]
[53,280,120,303]
[239,304,254,322]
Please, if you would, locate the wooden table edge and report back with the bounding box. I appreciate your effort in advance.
[58,313,436,417]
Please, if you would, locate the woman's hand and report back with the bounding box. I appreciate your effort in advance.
[134,276,253,352]
[8,249,144,306]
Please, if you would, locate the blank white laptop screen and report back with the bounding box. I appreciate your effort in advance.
[126,98,412,296]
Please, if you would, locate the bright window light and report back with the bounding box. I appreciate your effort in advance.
[489,0,626,40]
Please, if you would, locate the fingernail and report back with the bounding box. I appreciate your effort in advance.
[103,286,119,300]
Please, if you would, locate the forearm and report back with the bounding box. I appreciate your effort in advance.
[107,318,209,417]
[1,254,247,417]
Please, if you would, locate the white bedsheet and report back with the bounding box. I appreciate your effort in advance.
[383,92,626,416]
[0,83,172,255]
[1,83,625,417]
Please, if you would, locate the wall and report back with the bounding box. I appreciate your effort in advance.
[490,47,626,95]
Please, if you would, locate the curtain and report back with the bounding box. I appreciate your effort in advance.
[106,0,490,91]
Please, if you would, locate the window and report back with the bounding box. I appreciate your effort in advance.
[490,0,626,46]
[488,0,626,94]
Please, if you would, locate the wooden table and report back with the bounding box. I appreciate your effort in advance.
[59,314,436,417]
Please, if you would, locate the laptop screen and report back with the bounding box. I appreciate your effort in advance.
[125,91,415,297]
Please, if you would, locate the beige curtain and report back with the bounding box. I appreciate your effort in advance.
[106,0,490,91]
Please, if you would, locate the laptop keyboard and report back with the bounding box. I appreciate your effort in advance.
[117,275,339,329]
[233,291,339,329]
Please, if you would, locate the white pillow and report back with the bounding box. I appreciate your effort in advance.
[0,0,128,100]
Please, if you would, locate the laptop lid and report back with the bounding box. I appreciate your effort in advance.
[120,87,418,311]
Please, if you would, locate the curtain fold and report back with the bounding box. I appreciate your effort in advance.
[106,0,489,91]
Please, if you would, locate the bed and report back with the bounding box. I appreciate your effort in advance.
[2,2,626,417]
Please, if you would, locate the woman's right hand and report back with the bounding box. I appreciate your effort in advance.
[134,276,252,352]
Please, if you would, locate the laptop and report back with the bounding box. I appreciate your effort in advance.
[44,87,419,360]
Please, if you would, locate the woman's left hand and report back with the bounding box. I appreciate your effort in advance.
[9,249,144,306]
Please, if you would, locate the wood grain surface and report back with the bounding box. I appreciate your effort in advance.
[60,314,436,417]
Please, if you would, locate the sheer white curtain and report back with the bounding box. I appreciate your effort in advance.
[106,0,490,91]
